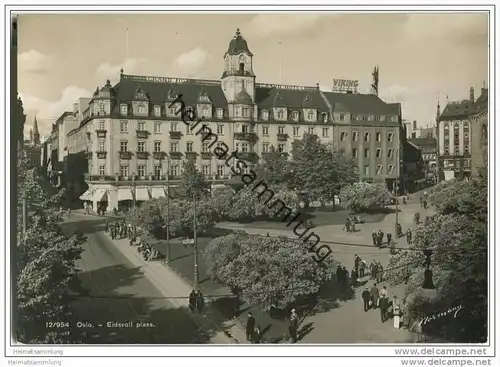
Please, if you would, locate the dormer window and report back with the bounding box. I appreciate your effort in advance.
[277,110,284,119]
[202,106,210,118]
[138,104,146,115]
[262,110,269,120]
[154,105,161,117]
[322,113,328,122]
[216,108,223,119]
[292,111,299,121]
[99,103,105,115]
[380,115,386,122]
[120,104,128,115]
[308,111,314,121]
[368,115,374,121]
[391,116,398,122]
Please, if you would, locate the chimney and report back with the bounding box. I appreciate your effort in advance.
[413,120,417,130]
[470,87,474,103]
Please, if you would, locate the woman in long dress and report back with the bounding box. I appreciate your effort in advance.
[392,296,401,329]
[402,299,410,329]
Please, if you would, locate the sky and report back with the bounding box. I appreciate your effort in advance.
[17,12,488,138]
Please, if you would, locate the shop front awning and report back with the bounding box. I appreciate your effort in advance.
[79,189,93,201]
[92,189,108,202]
[151,187,166,199]
[135,187,151,201]
[117,188,133,201]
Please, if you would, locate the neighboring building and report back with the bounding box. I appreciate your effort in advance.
[404,120,436,139]
[24,117,41,168]
[65,28,404,211]
[409,137,438,183]
[437,86,488,181]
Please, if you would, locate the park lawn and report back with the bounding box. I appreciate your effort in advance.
[148,229,290,343]
[230,209,388,230]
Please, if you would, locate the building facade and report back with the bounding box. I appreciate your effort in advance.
[437,86,488,181]
[409,137,438,183]
[66,29,404,211]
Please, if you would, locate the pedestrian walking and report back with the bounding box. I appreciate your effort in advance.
[370,260,377,279]
[393,296,401,329]
[196,290,205,312]
[354,254,361,273]
[370,283,379,310]
[342,267,349,288]
[390,239,396,255]
[386,232,392,246]
[336,265,343,286]
[289,309,299,343]
[414,212,420,225]
[372,231,377,247]
[378,230,384,247]
[246,312,256,342]
[380,285,388,299]
[253,325,262,344]
[189,290,197,313]
[350,268,358,287]
[377,263,384,283]
[362,287,371,312]
[423,200,428,209]
[397,223,403,238]
[359,260,367,278]
[344,217,350,232]
[402,300,410,329]
[379,295,389,323]
[406,229,412,245]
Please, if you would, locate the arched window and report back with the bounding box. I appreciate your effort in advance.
[239,63,244,73]
[292,111,299,121]
[323,113,328,122]
[277,110,284,119]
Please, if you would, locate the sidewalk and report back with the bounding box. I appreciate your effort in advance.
[76,213,249,344]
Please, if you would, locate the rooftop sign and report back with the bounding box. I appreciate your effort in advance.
[256,83,318,92]
[122,74,220,86]
[332,79,359,93]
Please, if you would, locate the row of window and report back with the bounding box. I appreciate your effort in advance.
[352,148,399,159]
[106,103,398,123]
[443,160,471,169]
[442,147,470,155]
[443,122,470,129]
[98,139,290,154]
[341,131,395,142]
[98,164,242,178]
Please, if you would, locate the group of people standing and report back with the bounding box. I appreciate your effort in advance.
[106,220,133,240]
[361,284,409,329]
[188,289,205,313]
[343,216,361,233]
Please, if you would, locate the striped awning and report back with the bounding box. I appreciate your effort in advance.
[135,188,150,201]
[79,189,93,201]
[151,187,166,199]
[92,189,108,202]
[117,188,133,201]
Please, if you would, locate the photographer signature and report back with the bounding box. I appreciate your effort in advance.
[420,305,463,326]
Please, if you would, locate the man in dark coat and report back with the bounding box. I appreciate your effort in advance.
[362,287,371,312]
[189,290,197,313]
[196,290,205,312]
[246,312,255,342]
[370,283,380,310]
[387,232,392,246]
[378,230,384,246]
[379,295,389,323]
[350,268,358,287]
[354,254,361,274]
[342,267,349,288]
[372,231,378,247]
[407,229,412,244]
[336,265,343,286]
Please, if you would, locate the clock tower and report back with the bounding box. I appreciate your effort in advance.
[221,28,256,105]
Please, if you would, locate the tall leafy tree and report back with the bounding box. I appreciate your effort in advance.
[290,134,357,208]
[338,182,392,213]
[16,155,85,343]
[385,177,487,342]
[253,146,291,187]
[179,159,210,200]
[204,232,339,311]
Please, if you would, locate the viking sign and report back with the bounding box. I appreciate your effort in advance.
[332,79,359,93]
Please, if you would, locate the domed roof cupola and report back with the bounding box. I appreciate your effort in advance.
[226,28,253,57]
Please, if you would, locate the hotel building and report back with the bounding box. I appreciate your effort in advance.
[437,86,488,181]
[65,29,404,211]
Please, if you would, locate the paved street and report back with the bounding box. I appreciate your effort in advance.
[217,191,436,343]
[62,216,213,344]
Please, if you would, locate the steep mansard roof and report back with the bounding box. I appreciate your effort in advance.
[94,74,400,123]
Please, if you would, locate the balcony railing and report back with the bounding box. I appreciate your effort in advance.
[119,151,133,160]
[169,151,183,160]
[96,151,107,159]
[136,130,150,139]
[136,151,150,160]
[153,151,167,160]
[201,152,213,160]
[185,151,198,159]
[84,174,115,182]
[238,152,259,163]
[234,132,258,142]
[277,133,289,141]
[169,131,182,139]
[96,129,107,138]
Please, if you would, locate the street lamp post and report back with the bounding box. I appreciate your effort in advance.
[132,174,137,237]
[193,192,199,287]
[165,155,171,264]
[395,148,401,238]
